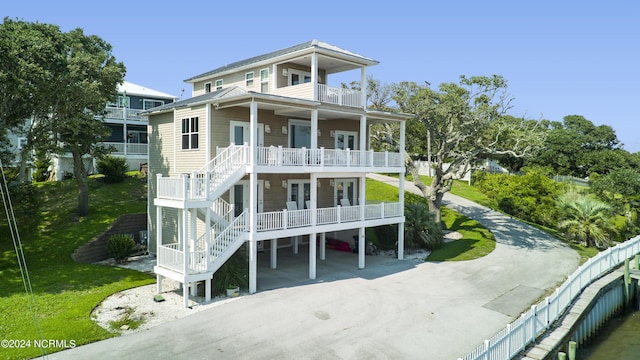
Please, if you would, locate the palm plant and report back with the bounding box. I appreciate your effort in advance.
[557,192,616,249]
[404,202,444,250]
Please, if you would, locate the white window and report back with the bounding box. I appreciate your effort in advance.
[205,82,212,93]
[260,69,269,92]
[288,180,311,210]
[17,137,28,150]
[143,99,165,110]
[181,117,199,150]
[214,79,223,90]
[245,72,254,87]
[108,95,131,108]
[229,120,264,146]
[288,69,311,86]
[335,130,358,150]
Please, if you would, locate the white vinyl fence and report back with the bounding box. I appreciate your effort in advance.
[459,235,640,360]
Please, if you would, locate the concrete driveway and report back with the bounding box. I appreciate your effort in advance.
[45,174,579,360]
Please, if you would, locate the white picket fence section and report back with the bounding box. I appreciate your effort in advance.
[459,235,640,360]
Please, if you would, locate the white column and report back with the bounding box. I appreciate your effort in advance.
[249,100,258,294]
[311,53,318,101]
[156,203,163,294]
[190,208,197,297]
[398,120,406,260]
[205,278,211,302]
[309,232,317,279]
[270,238,278,269]
[182,208,189,308]
[311,109,318,150]
[206,103,211,166]
[205,207,211,267]
[358,227,365,269]
[360,115,367,165]
[360,66,367,109]
[320,232,326,260]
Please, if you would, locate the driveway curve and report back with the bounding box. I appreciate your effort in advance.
[46,175,579,360]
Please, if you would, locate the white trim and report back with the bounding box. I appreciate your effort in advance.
[143,98,165,110]
[333,178,357,206]
[214,79,223,90]
[231,180,264,213]
[287,179,311,210]
[204,82,212,93]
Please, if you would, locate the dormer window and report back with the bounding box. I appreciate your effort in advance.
[214,79,223,90]
[205,82,212,93]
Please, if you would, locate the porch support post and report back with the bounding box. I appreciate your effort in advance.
[182,207,189,308]
[205,206,211,267]
[311,109,318,150]
[320,232,326,260]
[206,102,211,165]
[398,120,406,260]
[311,53,318,101]
[205,277,211,302]
[359,115,367,165]
[270,238,278,269]
[156,203,163,294]
[360,66,367,109]
[358,227,365,269]
[309,232,317,279]
[293,236,299,254]
[249,100,258,294]
[190,208,197,297]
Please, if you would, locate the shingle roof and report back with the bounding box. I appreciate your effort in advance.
[141,86,247,114]
[184,40,378,83]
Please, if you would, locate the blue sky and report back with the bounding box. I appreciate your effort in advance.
[4,1,639,152]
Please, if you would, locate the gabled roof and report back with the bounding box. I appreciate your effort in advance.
[184,40,378,83]
[118,81,177,99]
[141,86,247,114]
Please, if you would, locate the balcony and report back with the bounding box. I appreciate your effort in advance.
[270,83,364,108]
[99,142,148,155]
[103,106,146,121]
[256,146,403,168]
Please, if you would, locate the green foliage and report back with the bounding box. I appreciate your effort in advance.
[404,202,444,250]
[427,207,496,261]
[556,191,617,249]
[367,225,398,250]
[106,234,136,263]
[475,169,565,227]
[0,174,152,359]
[32,148,51,182]
[97,155,128,183]
[211,247,248,296]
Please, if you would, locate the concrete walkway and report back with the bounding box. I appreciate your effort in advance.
[46,175,579,360]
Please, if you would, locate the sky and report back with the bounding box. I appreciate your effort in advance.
[4,1,640,152]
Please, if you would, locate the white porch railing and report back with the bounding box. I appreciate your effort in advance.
[316,84,363,108]
[156,144,248,200]
[104,106,146,121]
[256,146,403,168]
[459,234,640,360]
[157,242,208,274]
[256,202,402,232]
[100,142,148,155]
[211,211,248,260]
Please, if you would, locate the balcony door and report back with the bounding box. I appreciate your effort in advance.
[335,130,358,150]
[230,120,264,147]
[230,180,264,217]
[288,180,311,210]
[334,179,356,206]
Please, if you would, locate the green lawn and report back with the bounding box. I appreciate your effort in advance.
[366,178,496,261]
[0,173,154,360]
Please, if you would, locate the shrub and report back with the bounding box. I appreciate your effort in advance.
[212,246,248,296]
[96,155,128,183]
[106,234,136,263]
[404,202,444,250]
[32,149,50,182]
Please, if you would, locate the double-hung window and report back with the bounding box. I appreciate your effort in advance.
[260,69,269,92]
[181,117,199,150]
[214,79,223,90]
[245,72,254,87]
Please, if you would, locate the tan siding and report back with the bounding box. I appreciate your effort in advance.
[174,105,207,174]
[148,111,177,252]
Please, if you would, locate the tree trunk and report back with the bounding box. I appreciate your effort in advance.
[428,192,443,226]
[72,150,89,216]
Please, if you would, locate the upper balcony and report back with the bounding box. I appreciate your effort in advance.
[103,106,146,122]
[271,83,364,108]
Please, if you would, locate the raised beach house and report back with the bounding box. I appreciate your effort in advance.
[144,40,410,306]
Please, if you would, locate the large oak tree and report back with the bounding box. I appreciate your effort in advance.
[0,18,125,216]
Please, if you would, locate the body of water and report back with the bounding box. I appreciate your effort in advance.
[577,310,640,359]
